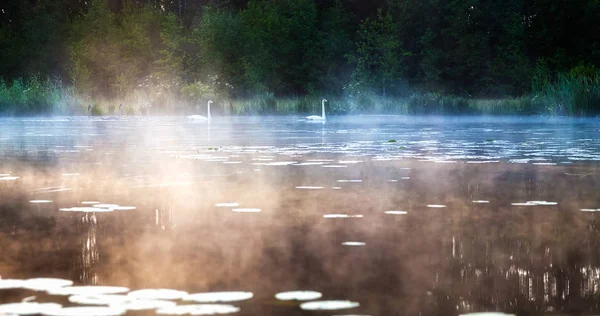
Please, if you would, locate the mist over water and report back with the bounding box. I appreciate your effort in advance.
[1,115,600,315]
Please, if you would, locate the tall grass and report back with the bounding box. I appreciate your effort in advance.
[534,73,600,116]
[3,73,600,116]
[226,92,544,116]
[0,76,81,115]
[0,76,157,116]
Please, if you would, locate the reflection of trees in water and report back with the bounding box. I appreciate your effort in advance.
[2,161,600,314]
[418,166,600,315]
[76,214,100,284]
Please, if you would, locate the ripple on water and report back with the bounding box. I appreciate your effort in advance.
[427,205,447,208]
[300,300,360,311]
[295,186,324,190]
[511,201,557,206]
[156,304,240,315]
[60,207,113,213]
[275,291,322,301]
[0,279,25,289]
[23,278,73,291]
[384,211,407,215]
[215,203,240,207]
[459,313,515,316]
[29,200,53,204]
[68,295,131,306]
[127,289,188,300]
[42,307,126,316]
[342,242,366,246]
[467,160,500,164]
[184,291,253,303]
[580,208,600,212]
[47,286,130,296]
[293,162,324,166]
[61,204,136,212]
[232,208,261,213]
[0,176,19,181]
[112,300,177,311]
[109,206,136,211]
[253,161,297,166]
[0,303,62,315]
[323,214,363,218]
[92,204,119,209]
[472,200,490,204]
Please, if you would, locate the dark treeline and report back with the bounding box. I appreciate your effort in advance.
[1,0,600,115]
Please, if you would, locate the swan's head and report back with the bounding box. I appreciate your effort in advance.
[208,100,214,105]
[322,99,328,103]
[119,103,123,108]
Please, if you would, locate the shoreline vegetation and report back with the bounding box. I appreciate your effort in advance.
[2,0,600,117]
[1,74,599,116]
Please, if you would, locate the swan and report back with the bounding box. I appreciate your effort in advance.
[87,104,93,120]
[102,103,124,121]
[306,99,327,122]
[140,103,152,117]
[187,100,213,121]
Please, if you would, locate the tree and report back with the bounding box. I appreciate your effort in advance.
[185,7,243,97]
[69,0,169,98]
[316,1,355,94]
[349,9,408,96]
[241,0,320,95]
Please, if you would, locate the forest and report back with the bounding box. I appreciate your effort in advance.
[1,0,600,116]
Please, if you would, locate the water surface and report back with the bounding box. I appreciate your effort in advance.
[1,116,600,316]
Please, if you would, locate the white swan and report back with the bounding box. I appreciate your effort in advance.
[187,100,213,121]
[102,103,124,121]
[306,99,327,122]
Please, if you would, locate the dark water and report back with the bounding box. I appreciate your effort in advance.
[1,116,600,316]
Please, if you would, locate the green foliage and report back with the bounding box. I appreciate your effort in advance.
[230,93,277,114]
[241,0,320,95]
[2,0,600,116]
[317,1,355,94]
[185,8,243,96]
[69,0,172,100]
[349,10,409,97]
[0,76,79,115]
[490,13,531,96]
[531,61,600,115]
[536,73,600,116]
[531,58,553,93]
[418,28,442,86]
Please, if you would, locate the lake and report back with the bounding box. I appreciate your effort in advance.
[1,115,600,316]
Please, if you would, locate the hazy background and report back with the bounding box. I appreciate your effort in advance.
[1,0,600,116]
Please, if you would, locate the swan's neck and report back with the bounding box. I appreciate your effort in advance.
[207,102,211,120]
[321,101,326,119]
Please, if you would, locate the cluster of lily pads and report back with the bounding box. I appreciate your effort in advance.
[0,278,360,315]
[59,203,136,213]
